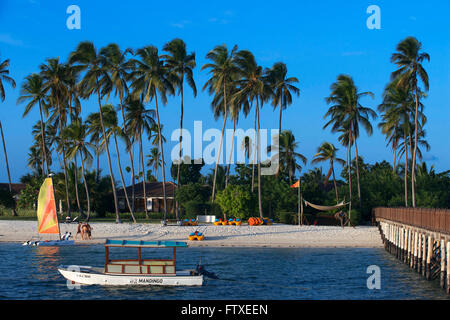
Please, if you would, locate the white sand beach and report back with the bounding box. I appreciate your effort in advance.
[0,221,382,248]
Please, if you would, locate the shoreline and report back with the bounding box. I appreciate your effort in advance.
[0,220,383,248]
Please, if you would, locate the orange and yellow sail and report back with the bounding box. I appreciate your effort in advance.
[37,178,59,234]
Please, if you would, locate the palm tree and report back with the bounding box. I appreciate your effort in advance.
[201,44,239,202]
[102,104,137,223]
[311,142,345,202]
[62,119,93,220]
[99,43,137,215]
[324,74,375,219]
[129,46,174,221]
[266,62,300,160]
[85,112,105,182]
[40,58,72,216]
[147,147,162,181]
[18,73,50,175]
[27,144,43,175]
[162,39,197,220]
[378,82,415,206]
[30,121,54,175]
[69,41,121,223]
[391,36,430,208]
[124,96,156,218]
[233,49,271,218]
[269,130,307,185]
[211,81,250,187]
[0,55,16,215]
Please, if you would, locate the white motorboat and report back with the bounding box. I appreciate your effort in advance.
[58,239,204,286]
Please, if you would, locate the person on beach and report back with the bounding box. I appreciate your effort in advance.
[81,223,92,240]
[86,223,92,240]
[75,222,82,239]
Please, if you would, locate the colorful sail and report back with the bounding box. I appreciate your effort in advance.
[37,178,59,234]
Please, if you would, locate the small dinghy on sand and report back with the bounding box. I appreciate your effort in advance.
[23,176,75,247]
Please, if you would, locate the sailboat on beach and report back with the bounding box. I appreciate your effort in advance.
[23,176,74,246]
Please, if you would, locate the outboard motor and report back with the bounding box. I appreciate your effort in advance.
[195,264,219,279]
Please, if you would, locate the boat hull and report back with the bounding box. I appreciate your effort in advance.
[23,240,75,246]
[58,265,203,286]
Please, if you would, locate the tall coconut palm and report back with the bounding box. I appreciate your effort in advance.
[39,58,72,216]
[124,96,156,218]
[100,43,137,214]
[18,73,50,175]
[101,104,137,223]
[27,144,43,175]
[390,36,430,208]
[378,82,414,206]
[201,44,239,202]
[129,46,174,221]
[62,119,93,220]
[85,112,105,182]
[147,147,162,181]
[311,142,345,202]
[233,49,271,218]
[266,62,300,163]
[0,55,16,215]
[30,121,54,172]
[269,130,307,185]
[69,41,121,223]
[162,39,197,220]
[324,75,375,219]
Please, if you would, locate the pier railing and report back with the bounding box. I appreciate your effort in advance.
[373,207,450,235]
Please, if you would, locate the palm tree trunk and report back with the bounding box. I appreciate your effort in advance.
[411,88,419,208]
[154,93,168,221]
[211,81,227,202]
[176,81,184,221]
[404,131,408,207]
[114,134,136,223]
[73,155,83,216]
[393,145,397,172]
[139,131,148,219]
[256,98,263,219]
[331,161,339,202]
[38,100,50,175]
[225,117,236,187]
[96,147,100,182]
[251,108,256,192]
[353,133,362,201]
[57,108,71,218]
[78,150,90,221]
[119,100,136,216]
[97,91,120,223]
[347,129,352,222]
[0,120,17,216]
[129,143,136,213]
[277,98,283,176]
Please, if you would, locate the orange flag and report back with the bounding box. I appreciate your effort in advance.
[290,180,299,188]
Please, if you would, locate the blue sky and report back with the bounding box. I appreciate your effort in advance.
[0,0,449,183]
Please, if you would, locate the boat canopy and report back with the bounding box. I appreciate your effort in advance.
[105,239,188,248]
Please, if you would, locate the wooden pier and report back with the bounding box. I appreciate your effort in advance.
[374,207,450,294]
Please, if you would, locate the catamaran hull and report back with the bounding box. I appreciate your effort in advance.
[58,266,203,286]
[24,240,75,246]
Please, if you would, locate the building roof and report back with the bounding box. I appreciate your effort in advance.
[117,181,177,199]
[0,183,27,195]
